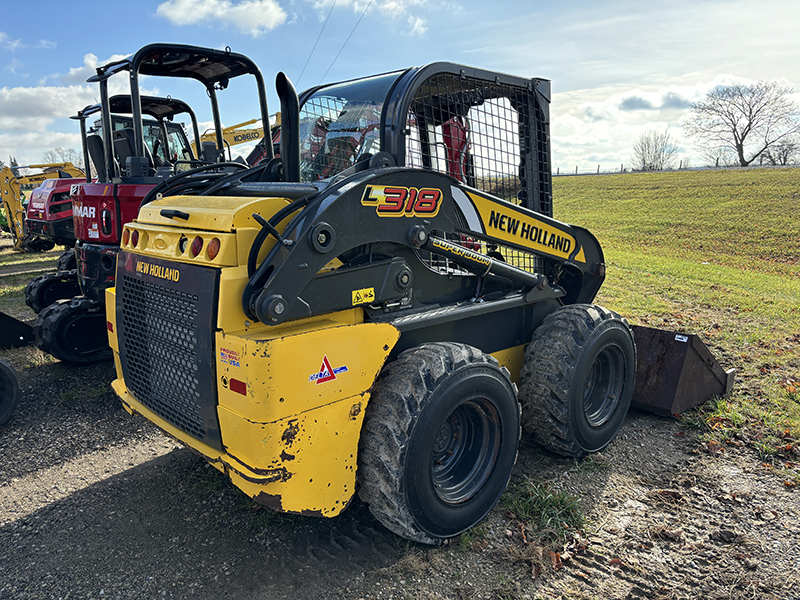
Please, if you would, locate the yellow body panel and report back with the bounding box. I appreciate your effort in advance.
[137,195,292,232]
[489,344,526,384]
[108,286,400,515]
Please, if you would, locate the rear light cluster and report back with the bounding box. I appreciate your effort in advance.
[123,227,221,260]
[187,235,222,259]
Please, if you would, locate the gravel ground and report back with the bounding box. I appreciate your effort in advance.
[1,237,798,600]
[1,354,798,600]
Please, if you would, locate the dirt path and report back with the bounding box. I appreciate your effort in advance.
[1,357,797,600]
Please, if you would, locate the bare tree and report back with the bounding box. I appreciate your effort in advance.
[763,136,800,166]
[42,147,85,171]
[684,81,800,167]
[631,129,679,171]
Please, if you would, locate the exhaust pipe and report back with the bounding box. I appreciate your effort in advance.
[276,72,300,183]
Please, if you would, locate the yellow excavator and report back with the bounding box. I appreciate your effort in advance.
[189,115,280,164]
[1,162,85,251]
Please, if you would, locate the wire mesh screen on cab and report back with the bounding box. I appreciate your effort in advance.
[405,72,551,217]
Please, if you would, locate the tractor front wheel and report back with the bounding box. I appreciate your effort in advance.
[519,304,636,458]
[358,342,520,544]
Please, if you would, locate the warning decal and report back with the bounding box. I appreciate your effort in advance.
[308,355,349,384]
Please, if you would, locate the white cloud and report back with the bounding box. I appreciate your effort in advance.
[549,76,768,170]
[155,0,287,36]
[310,0,428,34]
[407,16,426,36]
[0,31,23,52]
[0,131,84,166]
[4,57,24,76]
[0,31,56,52]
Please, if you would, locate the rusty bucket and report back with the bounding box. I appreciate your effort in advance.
[630,325,735,417]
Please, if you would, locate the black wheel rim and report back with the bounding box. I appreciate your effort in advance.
[430,399,500,504]
[583,344,626,427]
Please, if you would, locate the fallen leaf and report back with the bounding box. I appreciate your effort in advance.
[657,488,683,499]
[655,528,683,541]
[548,550,562,570]
[609,558,623,569]
[711,529,737,543]
[706,441,724,454]
[471,540,488,552]
[531,564,542,579]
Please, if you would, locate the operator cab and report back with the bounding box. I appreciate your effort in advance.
[74,95,200,183]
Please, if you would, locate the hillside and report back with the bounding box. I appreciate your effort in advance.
[556,168,800,464]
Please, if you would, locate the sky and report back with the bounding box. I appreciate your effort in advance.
[2,0,800,172]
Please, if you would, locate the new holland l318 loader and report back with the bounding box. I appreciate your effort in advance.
[107,63,638,544]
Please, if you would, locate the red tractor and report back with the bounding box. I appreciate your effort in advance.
[32,43,274,363]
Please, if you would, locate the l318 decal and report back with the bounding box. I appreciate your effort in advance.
[361,185,442,217]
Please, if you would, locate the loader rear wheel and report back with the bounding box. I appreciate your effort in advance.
[34,296,112,364]
[0,359,21,427]
[519,304,635,458]
[25,270,81,314]
[358,342,520,544]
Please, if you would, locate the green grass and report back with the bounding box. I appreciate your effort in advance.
[501,479,585,547]
[554,168,800,471]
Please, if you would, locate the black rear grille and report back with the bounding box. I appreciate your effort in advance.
[116,253,222,449]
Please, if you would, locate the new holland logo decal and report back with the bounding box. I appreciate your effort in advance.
[308,355,349,384]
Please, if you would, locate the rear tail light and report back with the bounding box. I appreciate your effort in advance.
[123,229,130,246]
[207,238,221,260]
[131,230,139,248]
[190,236,203,258]
[101,209,112,235]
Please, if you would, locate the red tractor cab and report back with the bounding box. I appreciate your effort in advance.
[24,174,83,251]
[31,43,273,363]
[25,95,201,315]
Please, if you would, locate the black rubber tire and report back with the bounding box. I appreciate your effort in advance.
[0,359,21,427]
[24,270,81,314]
[34,296,112,364]
[519,304,636,458]
[358,342,521,544]
[57,249,77,272]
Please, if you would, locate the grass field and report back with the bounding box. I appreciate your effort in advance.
[554,168,800,481]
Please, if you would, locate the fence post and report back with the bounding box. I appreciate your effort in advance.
[597,165,600,174]
[575,166,578,175]
[620,163,624,173]
[556,167,559,176]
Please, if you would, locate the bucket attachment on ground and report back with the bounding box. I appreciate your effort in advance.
[0,311,34,350]
[631,325,735,417]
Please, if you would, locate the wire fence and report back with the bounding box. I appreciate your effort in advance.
[552,162,800,177]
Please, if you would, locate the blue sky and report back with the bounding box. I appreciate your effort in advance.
[2,0,800,170]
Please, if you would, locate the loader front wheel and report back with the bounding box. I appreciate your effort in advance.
[519,304,635,458]
[358,342,520,544]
